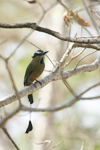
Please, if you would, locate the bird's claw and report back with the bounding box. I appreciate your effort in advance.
[35,79,42,86]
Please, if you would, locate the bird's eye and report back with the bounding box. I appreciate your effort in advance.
[34,53,37,57]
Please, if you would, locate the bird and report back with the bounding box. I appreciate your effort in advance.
[24,50,48,104]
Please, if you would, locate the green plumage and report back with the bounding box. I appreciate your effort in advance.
[24,50,48,133]
[24,50,48,104]
[24,55,45,86]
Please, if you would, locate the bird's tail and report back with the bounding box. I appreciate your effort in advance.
[25,120,33,134]
[25,94,33,133]
[28,94,34,104]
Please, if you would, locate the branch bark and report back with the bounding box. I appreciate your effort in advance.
[0,58,100,108]
[0,106,20,127]
[0,22,100,44]
[2,126,20,150]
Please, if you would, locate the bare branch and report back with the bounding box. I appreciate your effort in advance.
[5,63,21,105]
[80,83,100,96]
[20,82,100,113]
[60,70,77,97]
[74,50,97,69]
[0,81,100,129]
[82,0,99,34]
[8,1,57,59]
[80,140,84,150]
[0,106,20,127]
[63,48,86,68]
[0,22,100,44]
[50,141,63,150]
[0,56,21,105]
[32,139,52,150]
[81,96,100,100]
[2,126,20,150]
[0,58,100,108]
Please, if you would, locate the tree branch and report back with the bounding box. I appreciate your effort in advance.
[20,82,100,113]
[0,58,100,108]
[0,22,100,44]
[2,126,20,150]
[0,106,20,127]
[0,82,100,127]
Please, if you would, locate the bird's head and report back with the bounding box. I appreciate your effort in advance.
[32,50,48,58]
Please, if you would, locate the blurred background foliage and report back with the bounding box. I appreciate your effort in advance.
[0,0,100,150]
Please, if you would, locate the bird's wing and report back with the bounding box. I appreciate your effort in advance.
[24,63,33,86]
[24,71,33,86]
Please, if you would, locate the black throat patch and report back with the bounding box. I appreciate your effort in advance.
[39,57,44,64]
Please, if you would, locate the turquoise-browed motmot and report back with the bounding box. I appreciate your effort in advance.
[24,50,48,104]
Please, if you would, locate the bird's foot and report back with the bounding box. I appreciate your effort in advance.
[29,79,36,88]
[35,79,42,86]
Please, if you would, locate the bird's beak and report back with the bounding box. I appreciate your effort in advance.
[41,51,49,55]
[32,51,49,58]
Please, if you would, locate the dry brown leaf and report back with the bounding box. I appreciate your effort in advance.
[63,10,73,27]
[75,11,90,27]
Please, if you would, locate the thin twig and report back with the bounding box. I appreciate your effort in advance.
[80,82,100,96]
[80,140,84,150]
[50,141,63,150]
[60,69,77,97]
[0,106,20,127]
[82,0,99,34]
[2,126,20,150]
[80,96,100,100]
[74,50,97,70]
[32,139,52,150]
[0,39,8,45]
[0,56,21,105]
[89,8,100,20]
[8,1,57,59]
[6,63,21,105]
[59,0,94,37]
[24,38,55,67]
[63,48,86,68]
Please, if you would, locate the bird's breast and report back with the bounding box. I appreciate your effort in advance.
[26,63,45,85]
